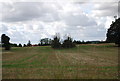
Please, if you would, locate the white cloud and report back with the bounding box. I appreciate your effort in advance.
[0,24,8,32]
[91,2,118,17]
[0,1,117,44]
[105,16,115,29]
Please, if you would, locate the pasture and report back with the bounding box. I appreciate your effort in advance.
[2,44,118,79]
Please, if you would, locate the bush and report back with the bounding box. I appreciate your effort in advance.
[51,34,76,49]
[18,44,22,47]
[51,36,61,49]
[62,36,76,48]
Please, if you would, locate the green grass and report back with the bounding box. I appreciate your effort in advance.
[2,44,118,79]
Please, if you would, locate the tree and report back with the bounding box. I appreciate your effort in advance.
[62,36,76,48]
[10,43,18,47]
[106,18,120,46]
[27,40,31,46]
[40,38,51,46]
[1,34,11,50]
[23,44,26,47]
[51,34,61,48]
[38,43,41,46]
[18,44,22,47]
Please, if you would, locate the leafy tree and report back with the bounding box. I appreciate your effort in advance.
[40,39,43,45]
[27,40,31,46]
[23,44,27,47]
[18,44,22,47]
[106,18,120,46]
[40,38,51,46]
[38,43,41,46]
[1,34,11,50]
[51,34,61,48]
[62,36,76,48]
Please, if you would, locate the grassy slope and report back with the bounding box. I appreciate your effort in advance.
[2,44,118,79]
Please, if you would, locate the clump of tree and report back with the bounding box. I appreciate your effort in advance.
[18,43,22,47]
[51,34,76,49]
[10,43,18,47]
[27,40,32,47]
[1,34,11,50]
[51,34,61,48]
[23,44,27,47]
[106,17,120,47]
[62,36,76,48]
[40,38,52,46]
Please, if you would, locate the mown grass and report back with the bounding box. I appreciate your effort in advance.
[2,44,118,79]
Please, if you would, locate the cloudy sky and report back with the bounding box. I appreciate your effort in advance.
[0,0,119,44]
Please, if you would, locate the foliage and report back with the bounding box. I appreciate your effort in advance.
[106,18,120,46]
[23,44,27,47]
[73,40,107,44]
[51,34,76,49]
[10,43,18,47]
[18,44,22,47]
[40,38,52,46]
[1,34,11,50]
[51,34,61,49]
[27,40,32,46]
[62,36,76,48]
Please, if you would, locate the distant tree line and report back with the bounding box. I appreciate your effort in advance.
[73,40,108,44]
[8,39,52,48]
[0,33,112,51]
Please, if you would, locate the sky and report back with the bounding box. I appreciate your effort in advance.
[0,0,119,44]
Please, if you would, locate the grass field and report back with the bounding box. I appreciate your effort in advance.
[2,44,118,79]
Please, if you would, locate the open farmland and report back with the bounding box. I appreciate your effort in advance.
[2,44,118,79]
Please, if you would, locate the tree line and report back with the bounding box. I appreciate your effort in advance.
[1,17,120,50]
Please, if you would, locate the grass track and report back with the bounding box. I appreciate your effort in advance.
[2,44,118,79]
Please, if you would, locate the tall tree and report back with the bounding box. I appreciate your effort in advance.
[1,34,11,50]
[51,34,61,48]
[40,38,49,45]
[18,44,22,47]
[62,36,76,48]
[23,44,26,47]
[27,40,31,46]
[106,18,120,46]
[40,38,52,46]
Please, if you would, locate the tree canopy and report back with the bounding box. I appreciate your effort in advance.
[62,36,76,48]
[27,40,32,46]
[51,34,76,49]
[18,44,22,47]
[106,18,120,46]
[51,35,61,49]
[1,34,11,50]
